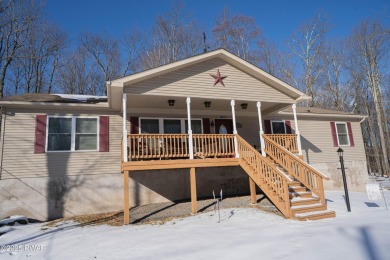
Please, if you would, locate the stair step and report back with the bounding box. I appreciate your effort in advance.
[291,203,326,214]
[289,191,312,198]
[288,186,307,192]
[294,210,336,221]
[288,181,301,186]
[290,197,320,206]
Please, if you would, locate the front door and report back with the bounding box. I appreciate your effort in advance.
[214,119,233,134]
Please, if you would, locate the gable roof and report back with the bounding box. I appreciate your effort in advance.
[108,49,310,110]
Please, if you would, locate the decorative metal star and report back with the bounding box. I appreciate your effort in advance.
[210,69,227,87]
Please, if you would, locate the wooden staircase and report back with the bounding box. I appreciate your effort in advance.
[236,135,335,221]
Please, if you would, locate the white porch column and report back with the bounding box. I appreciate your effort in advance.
[292,104,303,155]
[187,97,194,159]
[231,100,239,158]
[256,102,266,157]
[122,93,128,162]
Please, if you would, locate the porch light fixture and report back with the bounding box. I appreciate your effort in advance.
[337,147,351,212]
[210,120,215,127]
[168,99,175,107]
[204,101,211,108]
[241,103,248,109]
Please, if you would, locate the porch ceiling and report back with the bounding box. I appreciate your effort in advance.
[126,94,288,116]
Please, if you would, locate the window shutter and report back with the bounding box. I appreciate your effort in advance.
[202,118,210,134]
[330,122,338,147]
[347,122,355,147]
[130,117,139,134]
[264,120,271,134]
[34,115,47,154]
[99,116,109,152]
[285,120,292,134]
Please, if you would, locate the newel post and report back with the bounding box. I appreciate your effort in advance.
[292,104,302,156]
[187,97,194,159]
[231,100,239,158]
[256,102,266,157]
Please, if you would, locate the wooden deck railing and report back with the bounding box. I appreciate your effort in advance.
[192,134,235,158]
[127,134,235,160]
[265,134,298,153]
[263,134,329,205]
[236,135,291,218]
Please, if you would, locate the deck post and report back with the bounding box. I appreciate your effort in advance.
[190,167,197,214]
[123,171,130,224]
[186,97,194,159]
[249,177,257,205]
[122,93,128,162]
[256,102,266,157]
[231,100,239,158]
[292,104,302,156]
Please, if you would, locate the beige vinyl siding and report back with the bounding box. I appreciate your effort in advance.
[125,58,294,103]
[265,115,366,164]
[1,108,122,179]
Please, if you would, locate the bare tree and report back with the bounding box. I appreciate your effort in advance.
[318,40,349,110]
[348,20,390,177]
[80,32,121,90]
[287,14,328,106]
[8,20,66,94]
[212,7,262,62]
[121,29,143,76]
[0,0,40,97]
[57,47,103,95]
[141,1,203,69]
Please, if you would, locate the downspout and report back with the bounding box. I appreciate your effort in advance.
[0,106,6,179]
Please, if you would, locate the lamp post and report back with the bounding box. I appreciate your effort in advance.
[337,147,351,212]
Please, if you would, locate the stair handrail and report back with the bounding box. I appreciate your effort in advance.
[236,135,291,217]
[262,134,329,205]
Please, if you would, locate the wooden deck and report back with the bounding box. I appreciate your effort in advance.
[121,133,335,224]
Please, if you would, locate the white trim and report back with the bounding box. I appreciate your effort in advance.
[256,102,266,157]
[123,93,128,162]
[335,122,350,146]
[231,100,239,158]
[270,120,287,134]
[292,104,302,155]
[46,115,99,153]
[186,97,194,160]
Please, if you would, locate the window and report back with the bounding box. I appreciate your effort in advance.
[139,118,203,134]
[164,119,181,134]
[271,121,286,134]
[140,119,159,134]
[185,120,202,134]
[336,122,349,146]
[47,117,98,151]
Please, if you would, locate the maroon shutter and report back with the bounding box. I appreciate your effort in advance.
[130,117,139,134]
[330,122,338,147]
[347,122,355,147]
[99,116,109,152]
[264,120,271,134]
[285,120,292,134]
[34,115,47,154]
[202,118,210,134]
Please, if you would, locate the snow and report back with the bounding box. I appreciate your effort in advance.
[54,94,107,101]
[1,190,390,260]
[0,216,28,226]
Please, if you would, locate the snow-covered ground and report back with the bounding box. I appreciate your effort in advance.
[1,190,390,260]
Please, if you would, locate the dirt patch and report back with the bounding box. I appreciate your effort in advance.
[44,194,281,227]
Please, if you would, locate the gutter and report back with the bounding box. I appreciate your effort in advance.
[278,111,367,119]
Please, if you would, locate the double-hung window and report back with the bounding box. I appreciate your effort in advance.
[47,117,98,151]
[335,122,349,146]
